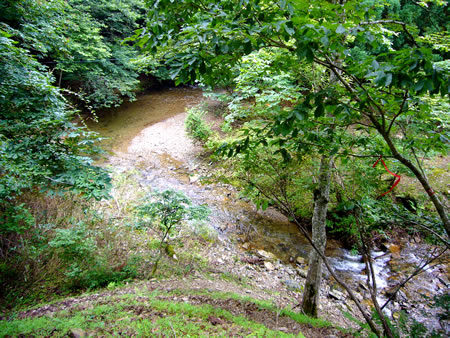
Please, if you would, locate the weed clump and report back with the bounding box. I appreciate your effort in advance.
[185,107,212,143]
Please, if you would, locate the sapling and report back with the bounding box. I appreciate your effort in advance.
[135,189,209,277]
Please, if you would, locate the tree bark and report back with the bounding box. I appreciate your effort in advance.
[301,155,333,317]
[367,116,450,237]
[384,134,449,237]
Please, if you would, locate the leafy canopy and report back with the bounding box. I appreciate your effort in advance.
[0,29,110,234]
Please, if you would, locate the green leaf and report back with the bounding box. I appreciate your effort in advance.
[330,147,339,156]
[320,35,329,47]
[314,101,324,118]
[336,25,346,34]
[285,25,295,36]
[385,73,393,87]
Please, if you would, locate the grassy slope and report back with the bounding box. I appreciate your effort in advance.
[0,280,348,337]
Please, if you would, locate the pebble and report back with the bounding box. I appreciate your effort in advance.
[190,175,200,183]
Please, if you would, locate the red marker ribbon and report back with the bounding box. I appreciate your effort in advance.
[372,155,401,197]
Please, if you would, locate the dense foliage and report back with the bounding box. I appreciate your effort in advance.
[0,0,150,245]
[138,0,449,234]
[0,30,110,233]
[1,0,146,109]
[0,0,147,304]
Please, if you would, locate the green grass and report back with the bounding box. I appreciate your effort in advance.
[158,288,335,329]
[0,289,309,337]
[219,271,251,288]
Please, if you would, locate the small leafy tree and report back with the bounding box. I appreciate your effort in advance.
[135,190,210,277]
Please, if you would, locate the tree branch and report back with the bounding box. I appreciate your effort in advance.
[387,90,408,134]
[359,20,419,47]
[381,247,448,310]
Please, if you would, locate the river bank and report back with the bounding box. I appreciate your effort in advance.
[88,87,449,335]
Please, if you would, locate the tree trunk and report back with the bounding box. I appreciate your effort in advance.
[383,132,449,237]
[367,119,450,237]
[301,155,333,317]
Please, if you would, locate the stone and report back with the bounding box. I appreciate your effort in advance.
[242,242,250,250]
[257,249,277,261]
[264,261,275,271]
[70,329,86,338]
[328,289,345,301]
[296,256,306,265]
[189,174,200,183]
[283,279,303,292]
[296,268,308,278]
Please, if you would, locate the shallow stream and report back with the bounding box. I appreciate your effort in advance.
[88,87,448,333]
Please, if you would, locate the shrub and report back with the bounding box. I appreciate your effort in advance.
[185,108,212,143]
[135,189,210,276]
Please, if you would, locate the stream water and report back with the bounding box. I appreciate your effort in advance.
[88,87,448,333]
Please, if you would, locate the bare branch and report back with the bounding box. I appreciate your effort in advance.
[381,247,448,310]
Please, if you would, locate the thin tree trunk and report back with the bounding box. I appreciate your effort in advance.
[384,135,449,237]
[301,155,332,317]
[368,119,450,237]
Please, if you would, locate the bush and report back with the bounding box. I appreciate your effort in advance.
[185,108,212,143]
